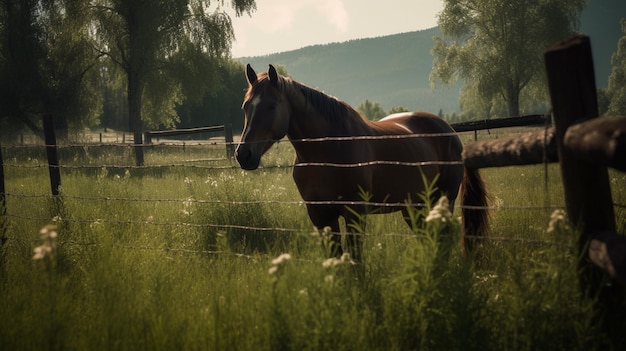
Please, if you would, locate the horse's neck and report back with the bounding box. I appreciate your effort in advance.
[284,81,372,140]
[283,81,373,162]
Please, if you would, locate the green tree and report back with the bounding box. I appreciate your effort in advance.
[357,99,386,120]
[388,106,409,114]
[90,0,256,165]
[0,0,101,141]
[177,60,247,131]
[431,0,586,118]
[607,19,626,116]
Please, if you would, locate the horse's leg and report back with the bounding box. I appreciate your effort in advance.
[306,205,343,257]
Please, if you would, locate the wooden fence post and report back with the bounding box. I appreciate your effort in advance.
[544,36,616,293]
[0,143,5,207]
[224,123,234,159]
[43,115,61,196]
[0,142,5,247]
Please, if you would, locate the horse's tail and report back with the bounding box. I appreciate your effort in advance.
[460,166,489,254]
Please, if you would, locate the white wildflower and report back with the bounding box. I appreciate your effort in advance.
[547,209,569,233]
[323,257,341,268]
[33,224,58,261]
[322,253,355,268]
[271,253,291,266]
[269,253,291,279]
[425,196,452,223]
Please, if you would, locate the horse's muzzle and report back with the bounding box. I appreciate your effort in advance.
[235,145,260,170]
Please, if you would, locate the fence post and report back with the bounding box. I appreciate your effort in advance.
[0,142,5,247]
[224,123,234,159]
[544,36,616,294]
[43,115,61,196]
[0,142,4,207]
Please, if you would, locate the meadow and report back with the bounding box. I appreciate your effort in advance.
[1,129,625,350]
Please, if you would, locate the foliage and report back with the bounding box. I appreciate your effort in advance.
[606,19,626,117]
[387,106,409,114]
[431,0,587,118]
[357,99,386,120]
[89,0,257,157]
[0,0,102,141]
[1,133,625,349]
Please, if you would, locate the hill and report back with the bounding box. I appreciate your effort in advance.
[242,27,461,114]
[239,1,623,115]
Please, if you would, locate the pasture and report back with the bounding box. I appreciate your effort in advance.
[1,129,625,350]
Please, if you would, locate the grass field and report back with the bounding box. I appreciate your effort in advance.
[1,131,625,350]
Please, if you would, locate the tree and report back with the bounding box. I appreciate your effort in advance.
[606,19,626,116]
[357,99,386,120]
[388,106,409,114]
[431,0,586,118]
[0,0,101,141]
[177,60,246,130]
[90,0,256,165]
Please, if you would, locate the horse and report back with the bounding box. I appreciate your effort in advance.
[235,64,488,258]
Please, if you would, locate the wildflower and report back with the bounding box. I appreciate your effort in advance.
[269,253,291,280]
[33,224,58,261]
[272,253,291,266]
[184,177,193,184]
[425,196,452,223]
[547,209,569,233]
[323,257,341,268]
[322,253,355,268]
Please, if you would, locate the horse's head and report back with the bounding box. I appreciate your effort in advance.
[235,64,291,170]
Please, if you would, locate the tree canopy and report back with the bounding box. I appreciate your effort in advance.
[357,100,387,120]
[0,0,101,141]
[431,0,587,118]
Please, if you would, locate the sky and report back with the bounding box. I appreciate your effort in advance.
[229,0,444,57]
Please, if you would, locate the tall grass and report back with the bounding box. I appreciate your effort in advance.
[0,139,624,350]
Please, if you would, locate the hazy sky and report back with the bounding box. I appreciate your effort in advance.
[230,0,444,57]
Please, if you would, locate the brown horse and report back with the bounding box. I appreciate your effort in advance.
[235,64,488,257]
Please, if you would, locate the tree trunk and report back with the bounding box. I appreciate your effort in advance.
[506,82,521,117]
[128,70,144,166]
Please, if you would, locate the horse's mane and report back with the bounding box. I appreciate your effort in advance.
[289,80,365,125]
[246,73,370,132]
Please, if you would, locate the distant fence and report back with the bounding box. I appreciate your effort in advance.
[462,36,625,295]
[144,124,235,158]
[451,114,550,141]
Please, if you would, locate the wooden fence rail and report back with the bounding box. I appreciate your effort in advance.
[144,124,235,158]
[451,114,549,132]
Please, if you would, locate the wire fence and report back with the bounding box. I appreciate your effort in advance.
[1,124,624,258]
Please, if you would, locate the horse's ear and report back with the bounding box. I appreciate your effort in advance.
[246,64,257,85]
[268,64,279,86]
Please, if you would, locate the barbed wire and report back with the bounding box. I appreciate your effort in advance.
[3,191,576,211]
[3,212,569,249]
[1,126,536,150]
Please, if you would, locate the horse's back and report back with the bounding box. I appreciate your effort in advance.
[372,111,464,203]
[378,111,457,137]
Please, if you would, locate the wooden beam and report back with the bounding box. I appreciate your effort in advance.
[564,117,626,172]
[462,128,557,169]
